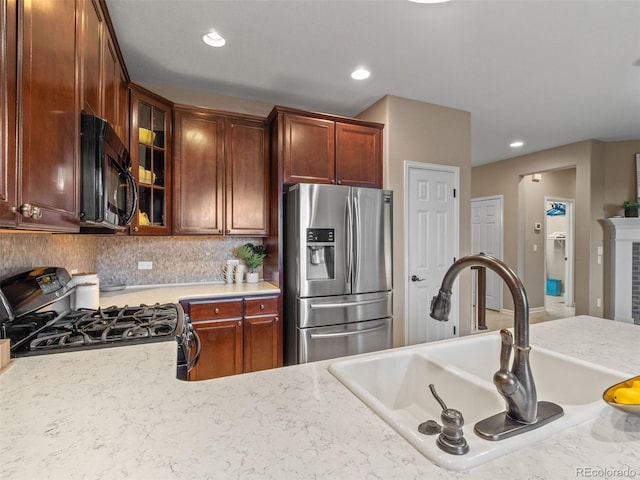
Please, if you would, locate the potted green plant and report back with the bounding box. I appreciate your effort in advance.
[235,243,267,283]
[623,200,639,218]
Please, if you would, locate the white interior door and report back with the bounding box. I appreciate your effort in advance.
[405,162,459,345]
[471,196,503,312]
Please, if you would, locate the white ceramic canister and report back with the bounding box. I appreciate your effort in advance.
[71,272,100,310]
[235,264,246,284]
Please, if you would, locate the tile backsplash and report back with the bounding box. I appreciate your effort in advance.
[0,232,262,286]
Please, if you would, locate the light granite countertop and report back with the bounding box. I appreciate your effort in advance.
[98,281,280,308]
[1,316,639,480]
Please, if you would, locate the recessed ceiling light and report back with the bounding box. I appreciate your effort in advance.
[510,140,525,148]
[351,68,370,80]
[203,31,226,48]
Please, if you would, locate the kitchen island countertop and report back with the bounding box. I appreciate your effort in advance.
[98,281,280,308]
[1,316,639,479]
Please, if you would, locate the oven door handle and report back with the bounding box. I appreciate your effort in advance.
[309,324,388,339]
[187,324,201,371]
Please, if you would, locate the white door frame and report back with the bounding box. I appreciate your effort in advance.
[471,195,504,312]
[404,161,460,345]
[544,196,575,308]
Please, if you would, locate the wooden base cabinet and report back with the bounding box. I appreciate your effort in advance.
[183,294,281,381]
[243,296,281,372]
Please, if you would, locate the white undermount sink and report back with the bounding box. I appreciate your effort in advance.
[328,332,629,470]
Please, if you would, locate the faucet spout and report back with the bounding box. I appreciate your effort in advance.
[430,253,537,424]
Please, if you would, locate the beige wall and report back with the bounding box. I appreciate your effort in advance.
[359,95,472,344]
[521,168,576,308]
[472,139,640,317]
[604,140,640,217]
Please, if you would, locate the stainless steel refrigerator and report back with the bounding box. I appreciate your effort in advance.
[284,183,393,365]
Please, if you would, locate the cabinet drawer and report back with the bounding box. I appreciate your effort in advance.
[188,299,243,321]
[244,296,278,316]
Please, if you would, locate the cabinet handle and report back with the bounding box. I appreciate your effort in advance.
[214,308,220,314]
[17,203,42,220]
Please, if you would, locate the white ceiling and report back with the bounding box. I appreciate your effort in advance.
[105,0,640,166]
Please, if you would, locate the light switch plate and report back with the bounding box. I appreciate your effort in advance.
[138,261,153,270]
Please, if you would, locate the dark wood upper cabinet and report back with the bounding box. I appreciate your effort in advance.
[224,116,269,235]
[282,114,335,185]
[129,85,172,235]
[102,35,128,142]
[0,0,18,227]
[173,108,224,235]
[173,106,268,236]
[335,122,382,188]
[78,0,103,118]
[78,0,128,141]
[16,0,79,231]
[270,106,383,189]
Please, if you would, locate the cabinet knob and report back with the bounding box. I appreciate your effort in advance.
[226,229,230,234]
[275,317,279,322]
[214,308,220,314]
[337,180,342,185]
[260,304,265,310]
[17,203,42,220]
[133,226,139,232]
[331,180,336,184]
[238,321,242,327]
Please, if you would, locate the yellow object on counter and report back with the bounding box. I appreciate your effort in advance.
[613,386,640,404]
[603,375,640,414]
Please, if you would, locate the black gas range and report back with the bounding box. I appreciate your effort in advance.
[0,267,200,380]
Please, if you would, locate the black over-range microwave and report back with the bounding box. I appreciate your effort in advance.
[80,112,137,229]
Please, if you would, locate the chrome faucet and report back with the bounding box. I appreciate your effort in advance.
[430,253,563,440]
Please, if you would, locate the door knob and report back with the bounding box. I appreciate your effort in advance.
[411,275,425,282]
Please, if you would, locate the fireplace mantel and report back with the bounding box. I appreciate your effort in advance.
[605,217,640,324]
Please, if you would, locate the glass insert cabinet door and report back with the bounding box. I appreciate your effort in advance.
[129,87,172,235]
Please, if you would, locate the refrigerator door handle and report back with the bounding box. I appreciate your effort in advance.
[309,324,389,339]
[308,298,386,309]
[353,195,360,288]
[345,196,353,286]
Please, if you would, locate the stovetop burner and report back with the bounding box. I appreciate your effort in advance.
[2,303,181,357]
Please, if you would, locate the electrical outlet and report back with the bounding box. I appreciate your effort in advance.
[138,261,153,270]
[596,298,601,308]
[70,268,78,274]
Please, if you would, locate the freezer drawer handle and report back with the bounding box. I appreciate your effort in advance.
[309,324,388,339]
[308,298,385,309]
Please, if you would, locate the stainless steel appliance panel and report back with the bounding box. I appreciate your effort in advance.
[297,291,392,328]
[297,317,392,364]
[286,184,351,298]
[352,188,393,294]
